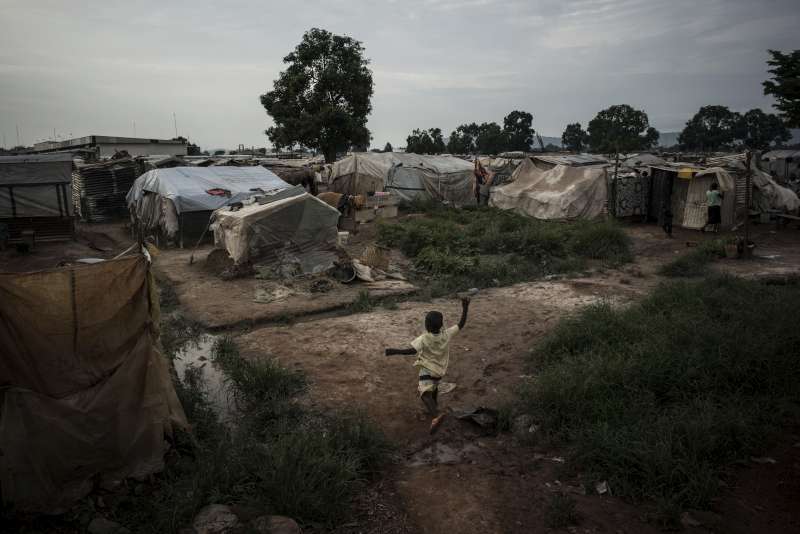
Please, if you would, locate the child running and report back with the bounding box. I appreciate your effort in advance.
[385,296,471,434]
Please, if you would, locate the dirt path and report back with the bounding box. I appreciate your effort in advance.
[237,275,663,534]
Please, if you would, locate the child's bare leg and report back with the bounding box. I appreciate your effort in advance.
[421,391,438,417]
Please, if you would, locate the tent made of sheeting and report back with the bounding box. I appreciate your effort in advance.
[0,153,75,241]
[489,157,609,220]
[328,153,475,204]
[0,255,187,513]
[127,166,289,246]
[212,185,340,273]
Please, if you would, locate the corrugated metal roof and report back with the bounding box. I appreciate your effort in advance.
[0,153,74,185]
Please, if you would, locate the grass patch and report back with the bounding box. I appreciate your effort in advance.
[111,319,388,531]
[379,205,631,294]
[659,239,726,277]
[519,275,800,515]
[544,493,579,528]
[348,290,375,313]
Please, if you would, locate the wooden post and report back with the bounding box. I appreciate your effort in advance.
[743,151,752,258]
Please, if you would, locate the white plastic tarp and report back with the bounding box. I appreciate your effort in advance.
[329,153,475,204]
[212,186,340,273]
[127,166,289,214]
[489,158,608,220]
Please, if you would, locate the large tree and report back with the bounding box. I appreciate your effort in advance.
[260,28,373,163]
[502,110,534,152]
[383,142,393,153]
[446,123,480,154]
[406,128,446,154]
[763,49,800,128]
[737,108,791,150]
[475,122,506,154]
[678,105,740,152]
[587,104,659,154]
[561,123,588,152]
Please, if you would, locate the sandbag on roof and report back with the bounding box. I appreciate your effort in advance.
[127,166,289,214]
[329,153,475,204]
[489,158,608,220]
[212,186,340,273]
[0,256,187,513]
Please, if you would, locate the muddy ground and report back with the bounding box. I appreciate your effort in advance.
[3,218,800,533]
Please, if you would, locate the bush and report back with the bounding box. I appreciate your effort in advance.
[378,206,632,292]
[519,275,800,512]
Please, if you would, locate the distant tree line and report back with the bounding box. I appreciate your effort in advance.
[406,110,535,155]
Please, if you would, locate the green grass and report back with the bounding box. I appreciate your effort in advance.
[348,290,375,313]
[378,205,631,295]
[518,275,800,519]
[659,239,726,277]
[107,288,390,532]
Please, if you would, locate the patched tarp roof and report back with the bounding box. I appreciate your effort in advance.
[127,166,289,214]
[0,153,74,185]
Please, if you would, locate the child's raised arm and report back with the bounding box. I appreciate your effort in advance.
[385,347,417,356]
[458,297,470,330]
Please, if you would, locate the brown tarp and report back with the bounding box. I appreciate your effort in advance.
[0,256,187,513]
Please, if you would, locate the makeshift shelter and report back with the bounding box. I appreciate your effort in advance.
[489,157,609,220]
[477,156,525,187]
[72,157,138,222]
[127,166,288,247]
[328,153,474,204]
[0,254,187,513]
[761,149,800,183]
[212,185,340,274]
[705,153,800,214]
[0,153,75,242]
[648,164,737,229]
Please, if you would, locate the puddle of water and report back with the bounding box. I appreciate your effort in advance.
[173,334,238,424]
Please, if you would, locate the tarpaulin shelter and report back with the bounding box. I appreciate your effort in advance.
[127,166,289,247]
[0,255,187,513]
[0,153,75,242]
[761,149,800,182]
[212,185,340,274]
[705,153,800,214]
[328,153,474,205]
[489,157,609,220]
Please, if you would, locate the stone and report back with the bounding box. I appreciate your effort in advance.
[88,517,130,534]
[250,515,301,534]
[192,504,241,534]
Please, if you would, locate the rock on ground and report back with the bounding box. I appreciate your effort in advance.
[251,515,301,534]
[192,504,241,534]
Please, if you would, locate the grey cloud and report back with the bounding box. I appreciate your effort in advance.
[0,0,797,150]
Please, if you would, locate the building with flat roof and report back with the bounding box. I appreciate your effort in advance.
[33,135,187,158]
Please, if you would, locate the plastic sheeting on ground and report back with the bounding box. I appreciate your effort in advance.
[212,186,340,273]
[0,256,187,513]
[328,153,475,204]
[489,158,609,220]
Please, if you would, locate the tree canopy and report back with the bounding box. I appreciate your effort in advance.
[763,49,800,128]
[678,105,740,152]
[260,28,373,163]
[561,123,588,152]
[502,110,535,152]
[587,105,659,154]
[738,108,791,150]
[383,142,393,153]
[446,123,480,154]
[406,128,446,154]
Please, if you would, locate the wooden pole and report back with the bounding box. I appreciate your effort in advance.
[743,150,752,258]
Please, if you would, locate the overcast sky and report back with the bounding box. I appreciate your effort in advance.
[1,0,797,150]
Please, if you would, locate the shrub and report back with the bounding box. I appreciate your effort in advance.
[659,239,726,277]
[519,275,800,512]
